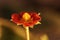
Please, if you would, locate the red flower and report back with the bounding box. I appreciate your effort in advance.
[11,12,41,28]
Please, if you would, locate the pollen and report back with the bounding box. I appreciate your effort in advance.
[22,13,31,21]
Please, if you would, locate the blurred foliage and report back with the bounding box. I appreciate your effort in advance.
[2,26,24,40]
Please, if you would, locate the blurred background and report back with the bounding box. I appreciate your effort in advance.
[0,0,60,40]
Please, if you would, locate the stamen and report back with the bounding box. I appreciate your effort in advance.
[22,13,31,21]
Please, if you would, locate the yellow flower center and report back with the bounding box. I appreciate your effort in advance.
[22,13,31,21]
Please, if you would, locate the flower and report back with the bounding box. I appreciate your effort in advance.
[11,12,41,28]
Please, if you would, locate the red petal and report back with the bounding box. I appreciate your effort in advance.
[11,13,20,24]
[19,11,26,17]
[23,21,34,27]
[32,13,41,21]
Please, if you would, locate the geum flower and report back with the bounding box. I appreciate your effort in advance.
[11,12,41,28]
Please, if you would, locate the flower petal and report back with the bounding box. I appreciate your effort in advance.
[23,21,34,27]
[32,13,41,21]
[11,13,20,24]
[35,22,41,25]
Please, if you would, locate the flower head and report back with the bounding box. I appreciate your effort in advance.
[11,12,41,28]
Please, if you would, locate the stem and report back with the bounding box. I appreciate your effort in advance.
[25,27,30,40]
